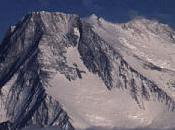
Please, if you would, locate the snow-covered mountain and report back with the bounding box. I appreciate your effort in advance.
[1,11,175,130]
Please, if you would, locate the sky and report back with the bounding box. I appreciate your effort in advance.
[1,0,175,41]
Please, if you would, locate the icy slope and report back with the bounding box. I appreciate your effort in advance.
[86,14,175,104]
[1,12,175,130]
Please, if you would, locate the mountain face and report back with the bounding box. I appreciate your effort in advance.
[1,11,175,130]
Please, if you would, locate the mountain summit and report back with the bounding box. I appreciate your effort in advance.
[1,11,175,130]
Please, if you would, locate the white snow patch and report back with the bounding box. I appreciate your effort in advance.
[73,27,80,38]
[0,74,18,122]
[46,46,155,129]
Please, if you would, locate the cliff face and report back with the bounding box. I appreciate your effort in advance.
[1,12,175,130]
[0,12,77,130]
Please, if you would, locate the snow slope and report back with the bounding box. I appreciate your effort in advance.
[1,12,175,130]
[46,46,175,130]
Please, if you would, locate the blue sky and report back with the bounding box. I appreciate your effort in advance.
[1,0,175,41]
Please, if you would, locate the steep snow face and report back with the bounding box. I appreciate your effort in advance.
[0,12,78,130]
[86,16,175,105]
[44,16,175,129]
[45,46,165,129]
[1,11,175,130]
[0,74,18,123]
[87,16,175,70]
[120,19,175,71]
